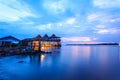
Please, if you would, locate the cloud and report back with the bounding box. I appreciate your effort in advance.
[32,13,94,37]
[65,18,76,25]
[87,13,99,22]
[93,0,120,8]
[35,23,52,30]
[96,24,106,29]
[95,28,118,34]
[42,0,93,15]
[34,16,76,29]
[43,0,67,14]
[87,10,120,35]
[0,0,36,22]
[87,12,111,23]
[62,37,92,42]
[24,21,35,25]
[57,22,63,27]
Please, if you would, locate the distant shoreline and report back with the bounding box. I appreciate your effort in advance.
[66,43,119,45]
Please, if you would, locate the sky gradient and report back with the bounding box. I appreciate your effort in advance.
[0,0,120,42]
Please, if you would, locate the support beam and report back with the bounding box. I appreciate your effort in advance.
[38,40,41,52]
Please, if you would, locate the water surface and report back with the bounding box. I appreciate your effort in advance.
[0,45,120,80]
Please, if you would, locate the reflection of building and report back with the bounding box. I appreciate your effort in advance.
[29,54,41,66]
[21,34,61,51]
[29,48,61,64]
[0,36,20,47]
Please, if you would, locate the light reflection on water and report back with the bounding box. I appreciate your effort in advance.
[0,45,120,80]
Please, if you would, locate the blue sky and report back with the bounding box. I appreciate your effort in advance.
[0,0,120,42]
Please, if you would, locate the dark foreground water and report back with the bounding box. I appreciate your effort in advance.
[0,45,120,80]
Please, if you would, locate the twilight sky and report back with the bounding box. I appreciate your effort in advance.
[0,0,120,42]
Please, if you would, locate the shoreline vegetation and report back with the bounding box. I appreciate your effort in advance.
[66,43,119,46]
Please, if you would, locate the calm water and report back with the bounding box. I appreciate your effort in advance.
[0,45,120,80]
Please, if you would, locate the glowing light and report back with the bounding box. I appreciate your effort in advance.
[41,54,45,61]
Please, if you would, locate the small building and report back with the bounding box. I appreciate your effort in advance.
[20,38,32,47]
[0,36,20,47]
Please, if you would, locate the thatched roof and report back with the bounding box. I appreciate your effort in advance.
[32,35,42,41]
[23,34,61,41]
[43,34,49,38]
[50,34,60,38]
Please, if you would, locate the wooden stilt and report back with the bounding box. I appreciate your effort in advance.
[38,40,41,52]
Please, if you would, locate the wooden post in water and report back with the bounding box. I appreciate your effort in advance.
[38,40,41,52]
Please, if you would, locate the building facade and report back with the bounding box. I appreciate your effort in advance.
[0,36,20,47]
[32,34,61,51]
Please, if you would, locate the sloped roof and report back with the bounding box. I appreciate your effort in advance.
[43,34,49,38]
[32,35,42,41]
[0,36,20,41]
[36,35,42,39]
[50,34,60,38]
[35,34,61,41]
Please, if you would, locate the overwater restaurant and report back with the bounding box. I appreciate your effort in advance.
[21,34,61,51]
[32,34,61,51]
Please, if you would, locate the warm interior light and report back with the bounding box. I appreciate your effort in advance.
[32,40,60,51]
